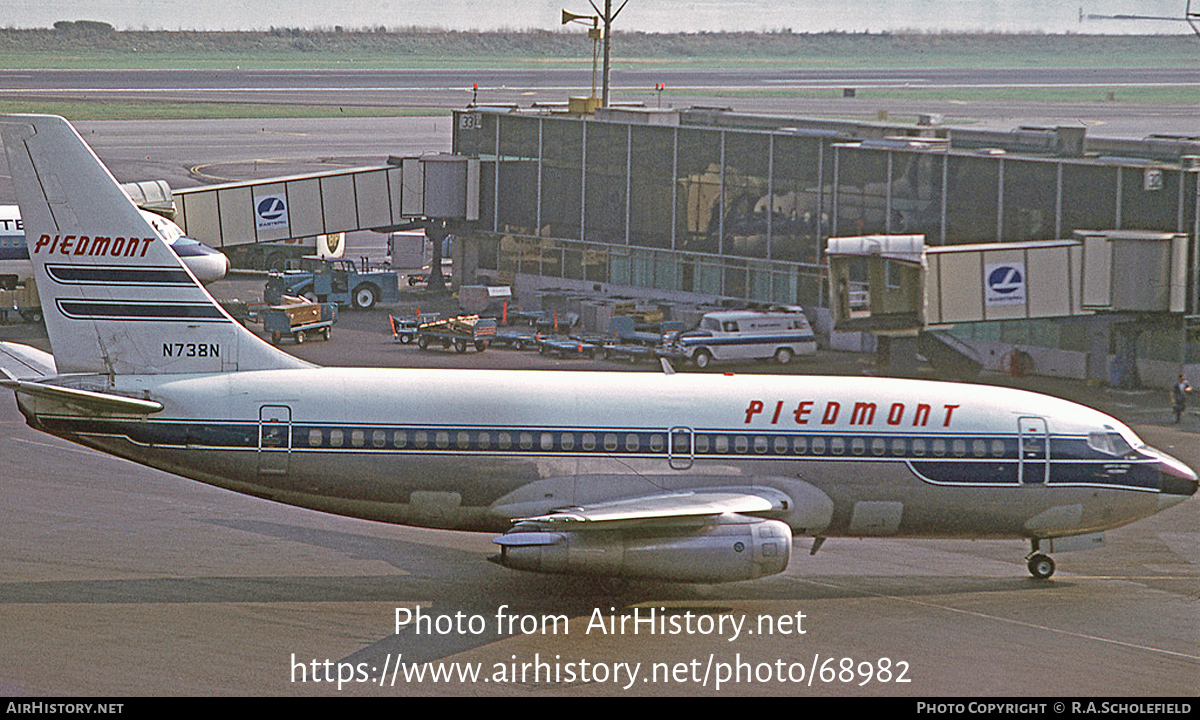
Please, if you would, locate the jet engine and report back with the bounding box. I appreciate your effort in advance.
[492,514,792,584]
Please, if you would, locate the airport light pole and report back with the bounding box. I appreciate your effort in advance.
[595,0,630,107]
[564,0,629,107]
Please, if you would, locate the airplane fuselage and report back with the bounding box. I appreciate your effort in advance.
[18,368,1191,539]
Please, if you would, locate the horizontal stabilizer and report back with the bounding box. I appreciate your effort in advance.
[0,341,56,379]
[0,372,163,415]
[516,488,790,527]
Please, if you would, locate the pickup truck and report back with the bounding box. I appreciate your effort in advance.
[264,257,400,310]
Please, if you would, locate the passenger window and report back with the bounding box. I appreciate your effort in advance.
[393,430,407,448]
[972,439,987,457]
[540,433,554,451]
[497,432,512,450]
[435,431,449,449]
[991,439,1005,457]
[811,437,825,454]
[872,438,887,456]
[734,436,749,453]
[649,434,664,452]
[695,435,711,453]
[604,433,618,451]
[793,436,808,454]
[625,433,640,452]
[850,438,865,455]
[519,432,534,450]
[932,439,946,457]
[830,437,845,455]
[891,438,906,456]
[351,430,365,448]
[753,436,768,453]
[581,433,596,450]
[714,435,729,453]
[774,436,789,454]
[952,439,966,457]
[477,431,490,450]
[413,431,427,449]
[457,431,471,449]
[373,430,387,448]
[911,438,925,456]
[308,429,323,447]
[330,429,345,447]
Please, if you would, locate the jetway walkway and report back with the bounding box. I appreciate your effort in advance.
[827,232,1190,381]
[171,155,480,250]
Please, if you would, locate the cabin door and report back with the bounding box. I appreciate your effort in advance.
[1018,416,1049,485]
[258,404,293,475]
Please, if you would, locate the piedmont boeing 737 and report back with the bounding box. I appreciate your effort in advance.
[0,114,1195,584]
[0,203,229,287]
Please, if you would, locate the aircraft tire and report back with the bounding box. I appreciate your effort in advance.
[1027,553,1055,579]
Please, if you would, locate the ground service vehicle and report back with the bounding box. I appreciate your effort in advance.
[265,257,399,310]
[416,315,496,353]
[262,299,337,345]
[661,309,817,369]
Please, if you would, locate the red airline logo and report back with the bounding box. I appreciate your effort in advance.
[744,399,960,428]
[33,234,155,258]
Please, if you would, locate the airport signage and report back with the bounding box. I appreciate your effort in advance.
[984,262,1026,307]
[255,193,289,231]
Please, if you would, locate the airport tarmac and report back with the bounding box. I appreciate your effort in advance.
[0,289,1196,697]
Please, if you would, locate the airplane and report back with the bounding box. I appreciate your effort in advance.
[0,204,229,288]
[0,114,1195,585]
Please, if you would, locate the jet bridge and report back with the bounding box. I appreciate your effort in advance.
[827,232,1190,380]
[172,155,480,250]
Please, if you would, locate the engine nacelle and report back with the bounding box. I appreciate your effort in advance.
[492,516,792,583]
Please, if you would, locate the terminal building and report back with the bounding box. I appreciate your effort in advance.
[448,105,1200,386]
[169,103,1200,387]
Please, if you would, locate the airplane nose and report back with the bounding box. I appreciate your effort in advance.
[1144,446,1198,497]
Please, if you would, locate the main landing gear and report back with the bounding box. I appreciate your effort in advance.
[1025,540,1056,579]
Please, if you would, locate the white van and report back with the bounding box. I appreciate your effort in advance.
[660,309,817,369]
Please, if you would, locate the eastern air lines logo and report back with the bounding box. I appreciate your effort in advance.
[984,262,1026,306]
[255,193,289,231]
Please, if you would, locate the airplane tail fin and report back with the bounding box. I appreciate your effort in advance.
[0,114,307,375]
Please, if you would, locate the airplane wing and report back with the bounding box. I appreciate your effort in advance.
[514,488,791,527]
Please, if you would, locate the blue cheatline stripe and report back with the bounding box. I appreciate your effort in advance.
[680,334,816,347]
[37,414,1164,492]
[46,265,194,286]
[55,300,227,321]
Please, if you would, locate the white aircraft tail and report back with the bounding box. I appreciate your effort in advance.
[0,114,307,375]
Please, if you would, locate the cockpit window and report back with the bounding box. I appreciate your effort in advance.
[1087,431,1134,457]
